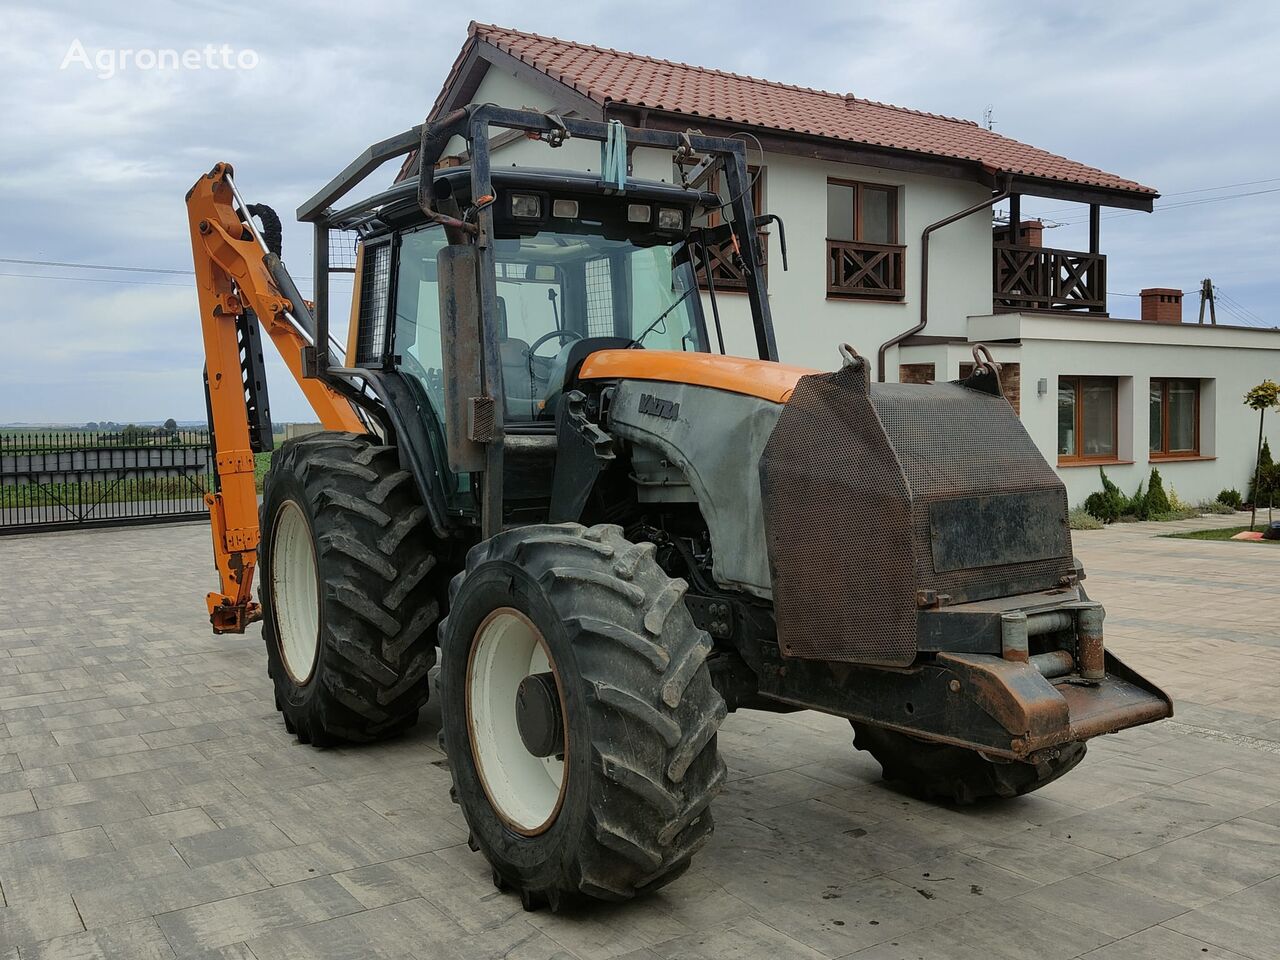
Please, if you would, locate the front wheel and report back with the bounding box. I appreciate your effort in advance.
[852,722,1087,804]
[439,523,726,909]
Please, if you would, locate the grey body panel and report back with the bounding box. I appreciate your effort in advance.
[609,380,781,598]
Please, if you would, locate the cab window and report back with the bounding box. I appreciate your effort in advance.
[391,224,706,426]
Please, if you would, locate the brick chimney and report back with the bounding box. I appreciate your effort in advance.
[1140,288,1183,324]
[1017,219,1043,248]
[996,219,1044,246]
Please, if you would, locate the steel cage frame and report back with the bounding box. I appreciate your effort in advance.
[297,104,778,376]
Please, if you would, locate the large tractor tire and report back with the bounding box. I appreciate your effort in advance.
[258,432,441,746]
[438,523,726,910]
[852,723,1087,805]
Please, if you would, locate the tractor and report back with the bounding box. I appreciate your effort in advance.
[187,105,1171,909]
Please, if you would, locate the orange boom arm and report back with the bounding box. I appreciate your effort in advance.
[187,162,364,634]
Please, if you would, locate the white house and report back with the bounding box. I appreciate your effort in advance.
[420,22,1277,506]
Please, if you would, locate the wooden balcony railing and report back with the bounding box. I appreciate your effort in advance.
[692,232,766,292]
[994,243,1106,312]
[827,239,906,299]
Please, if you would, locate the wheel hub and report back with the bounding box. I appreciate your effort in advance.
[270,499,320,684]
[516,672,564,758]
[466,608,568,835]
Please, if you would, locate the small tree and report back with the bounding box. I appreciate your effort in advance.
[1245,380,1280,527]
[1084,466,1127,523]
[163,417,178,434]
[1146,467,1171,517]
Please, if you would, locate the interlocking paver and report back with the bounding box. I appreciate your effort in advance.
[73,857,274,929]
[173,821,296,868]
[18,918,177,960]
[152,875,364,953]
[1,839,187,903]
[0,514,1277,958]
[1161,875,1280,960]
[0,895,85,952]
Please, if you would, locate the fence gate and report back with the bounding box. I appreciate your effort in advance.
[0,430,215,534]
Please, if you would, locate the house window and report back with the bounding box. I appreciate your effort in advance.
[827,181,897,244]
[1150,378,1199,457]
[1059,376,1118,461]
[826,179,904,299]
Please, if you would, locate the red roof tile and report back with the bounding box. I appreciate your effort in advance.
[456,22,1156,197]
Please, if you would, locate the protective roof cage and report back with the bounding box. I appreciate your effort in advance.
[294,104,778,373]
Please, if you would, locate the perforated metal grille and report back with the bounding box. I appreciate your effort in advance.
[328,229,359,273]
[585,257,614,337]
[355,242,391,366]
[760,364,1072,666]
[874,382,1071,606]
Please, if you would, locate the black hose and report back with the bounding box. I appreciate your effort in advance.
[246,203,283,257]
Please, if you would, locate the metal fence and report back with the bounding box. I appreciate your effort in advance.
[0,429,215,534]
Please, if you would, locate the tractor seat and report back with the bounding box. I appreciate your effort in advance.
[496,296,549,420]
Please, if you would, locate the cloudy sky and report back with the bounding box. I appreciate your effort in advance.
[2,0,1277,423]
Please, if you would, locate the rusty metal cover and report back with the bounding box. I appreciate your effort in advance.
[759,362,1072,666]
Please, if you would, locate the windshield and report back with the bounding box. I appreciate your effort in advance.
[393,226,705,424]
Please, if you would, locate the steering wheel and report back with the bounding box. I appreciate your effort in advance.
[528,329,583,357]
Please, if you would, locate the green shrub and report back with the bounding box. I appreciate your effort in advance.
[1217,488,1243,509]
[1069,507,1104,530]
[1083,492,1117,523]
[1198,499,1237,515]
[1248,440,1275,505]
[1167,485,1191,514]
[1084,467,1128,523]
[1146,468,1171,517]
[1149,506,1200,522]
[1129,480,1147,520]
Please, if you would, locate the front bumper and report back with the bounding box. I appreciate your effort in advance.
[757,585,1173,761]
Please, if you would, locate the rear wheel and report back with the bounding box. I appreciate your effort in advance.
[852,723,1086,804]
[259,432,442,746]
[439,523,726,909]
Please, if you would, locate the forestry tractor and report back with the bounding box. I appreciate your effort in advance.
[187,105,1171,909]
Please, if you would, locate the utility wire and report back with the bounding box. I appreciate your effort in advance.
[0,271,191,288]
[0,257,192,275]
[0,256,350,286]
[1039,186,1280,226]
[1025,176,1280,219]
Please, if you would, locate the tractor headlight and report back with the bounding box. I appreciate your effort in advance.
[552,198,579,219]
[511,194,541,219]
[657,207,684,231]
[627,203,652,223]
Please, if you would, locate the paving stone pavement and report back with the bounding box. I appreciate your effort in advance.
[0,514,1276,959]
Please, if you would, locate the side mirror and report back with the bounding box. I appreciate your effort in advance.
[437,245,487,473]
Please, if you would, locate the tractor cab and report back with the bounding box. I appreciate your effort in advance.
[307,107,774,537]
[380,167,714,427]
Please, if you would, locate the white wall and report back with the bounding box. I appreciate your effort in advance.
[698,152,992,369]
[465,70,994,374]
[447,69,1280,506]
[970,313,1280,505]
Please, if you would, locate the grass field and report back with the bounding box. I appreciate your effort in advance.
[1164,524,1278,542]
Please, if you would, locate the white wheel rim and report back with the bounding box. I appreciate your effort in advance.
[466,608,567,835]
[271,500,320,684]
